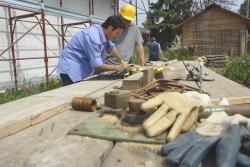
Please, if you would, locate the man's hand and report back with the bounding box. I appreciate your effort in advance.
[110,47,123,63]
[116,62,132,72]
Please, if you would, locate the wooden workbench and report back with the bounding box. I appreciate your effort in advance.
[0,61,249,167]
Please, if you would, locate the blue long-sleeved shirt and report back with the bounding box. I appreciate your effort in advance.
[57,24,115,82]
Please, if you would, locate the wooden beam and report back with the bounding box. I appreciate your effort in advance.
[211,96,250,105]
[0,101,67,139]
[122,72,143,90]
[142,67,154,86]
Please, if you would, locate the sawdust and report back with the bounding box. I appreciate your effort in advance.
[98,114,119,123]
[98,114,143,133]
[115,121,142,133]
[120,142,162,153]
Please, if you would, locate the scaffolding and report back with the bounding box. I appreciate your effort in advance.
[0,0,150,91]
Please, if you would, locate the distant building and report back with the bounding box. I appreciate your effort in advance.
[0,0,148,91]
[0,0,116,91]
[175,4,250,57]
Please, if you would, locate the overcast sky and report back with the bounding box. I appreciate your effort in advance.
[232,0,244,12]
[120,0,246,27]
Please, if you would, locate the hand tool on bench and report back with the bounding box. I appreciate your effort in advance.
[200,103,250,118]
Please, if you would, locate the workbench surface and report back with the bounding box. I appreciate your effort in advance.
[0,61,249,167]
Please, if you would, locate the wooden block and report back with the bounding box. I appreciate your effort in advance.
[155,69,185,80]
[122,72,143,90]
[122,80,142,90]
[128,98,145,114]
[154,71,165,79]
[104,90,130,109]
[142,67,154,86]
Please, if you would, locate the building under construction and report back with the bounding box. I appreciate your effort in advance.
[0,0,150,91]
[175,4,250,58]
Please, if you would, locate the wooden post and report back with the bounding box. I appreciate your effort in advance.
[142,67,154,86]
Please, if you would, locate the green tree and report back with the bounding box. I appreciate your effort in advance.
[239,0,249,17]
[147,0,193,49]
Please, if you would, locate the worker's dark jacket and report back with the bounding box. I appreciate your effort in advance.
[148,41,160,61]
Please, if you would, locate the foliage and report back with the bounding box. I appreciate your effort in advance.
[165,48,195,61]
[0,78,62,104]
[131,45,150,64]
[38,78,62,91]
[239,0,249,16]
[131,46,193,64]
[217,53,250,87]
[147,0,193,49]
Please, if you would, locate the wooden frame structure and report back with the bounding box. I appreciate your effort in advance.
[175,4,250,57]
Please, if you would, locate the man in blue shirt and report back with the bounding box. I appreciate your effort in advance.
[148,37,163,61]
[57,16,130,86]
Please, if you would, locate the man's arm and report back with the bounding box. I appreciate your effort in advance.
[96,63,130,72]
[158,44,164,60]
[136,43,145,65]
[110,47,123,63]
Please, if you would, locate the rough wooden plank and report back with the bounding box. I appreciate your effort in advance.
[0,111,113,167]
[101,142,164,167]
[0,79,124,167]
[175,61,250,98]
[34,80,122,101]
[205,54,227,58]
[23,136,113,167]
[0,80,123,140]
[208,60,229,64]
[207,57,229,61]
[0,97,56,117]
[211,96,250,105]
[0,101,67,139]
[0,80,121,117]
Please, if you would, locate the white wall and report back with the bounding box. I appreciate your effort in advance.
[94,0,114,18]
[0,0,114,91]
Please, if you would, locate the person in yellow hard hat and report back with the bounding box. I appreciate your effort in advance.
[106,3,146,65]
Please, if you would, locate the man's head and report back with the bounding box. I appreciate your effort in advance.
[119,3,136,27]
[151,37,156,41]
[102,15,125,40]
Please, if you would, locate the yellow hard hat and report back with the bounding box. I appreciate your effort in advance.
[119,4,136,21]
